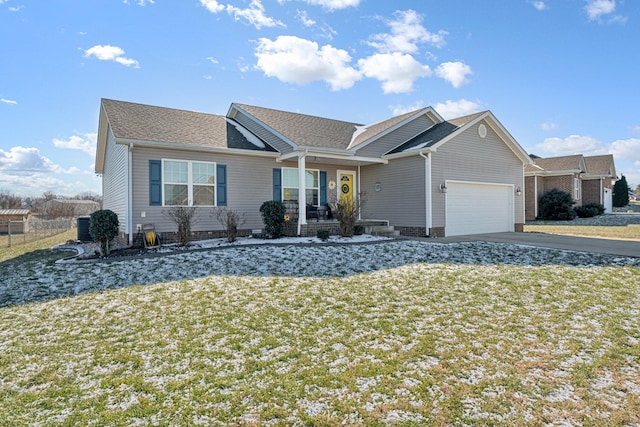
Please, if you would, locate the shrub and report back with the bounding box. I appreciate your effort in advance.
[213,207,245,243]
[162,206,198,246]
[354,224,364,235]
[316,229,330,241]
[89,209,119,256]
[574,202,605,218]
[613,175,630,207]
[335,193,366,237]
[537,189,576,220]
[259,201,286,238]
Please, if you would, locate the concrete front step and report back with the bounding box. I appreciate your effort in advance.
[366,225,400,237]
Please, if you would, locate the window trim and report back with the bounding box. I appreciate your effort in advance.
[281,167,320,206]
[161,159,217,207]
[574,177,581,200]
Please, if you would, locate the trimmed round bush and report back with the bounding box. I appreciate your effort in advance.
[259,200,286,238]
[89,209,119,256]
[537,189,576,221]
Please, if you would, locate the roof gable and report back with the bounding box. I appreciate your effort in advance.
[584,154,616,177]
[532,154,586,173]
[230,103,360,150]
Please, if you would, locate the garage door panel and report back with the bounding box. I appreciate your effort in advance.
[446,182,513,236]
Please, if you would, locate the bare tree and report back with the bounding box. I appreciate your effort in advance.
[0,189,22,209]
[162,206,198,246]
[213,207,246,243]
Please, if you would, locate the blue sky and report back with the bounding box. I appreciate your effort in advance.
[1,0,639,197]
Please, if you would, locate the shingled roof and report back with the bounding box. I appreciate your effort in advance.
[584,154,616,176]
[233,103,360,150]
[101,99,275,151]
[530,154,586,173]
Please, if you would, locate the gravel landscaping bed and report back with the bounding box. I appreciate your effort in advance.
[1,238,639,308]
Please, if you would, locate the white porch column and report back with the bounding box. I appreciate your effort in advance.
[297,153,307,235]
[420,151,432,235]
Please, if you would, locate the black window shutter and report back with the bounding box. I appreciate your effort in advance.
[273,168,282,202]
[149,160,162,206]
[217,164,227,206]
[320,171,327,206]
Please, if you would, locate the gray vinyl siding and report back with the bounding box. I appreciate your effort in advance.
[354,115,436,158]
[431,120,525,228]
[101,129,129,234]
[233,111,293,154]
[131,150,343,234]
[132,147,280,233]
[360,156,425,227]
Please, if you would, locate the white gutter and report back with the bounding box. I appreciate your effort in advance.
[114,138,280,158]
[419,150,432,235]
[128,142,134,245]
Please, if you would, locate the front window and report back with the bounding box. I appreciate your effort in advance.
[282,168,319,205]
[574,177,581,200]
[163,160,215,206]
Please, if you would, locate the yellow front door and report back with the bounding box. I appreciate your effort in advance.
[338,172,354,203]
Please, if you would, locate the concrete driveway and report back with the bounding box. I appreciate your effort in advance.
[428,232,640,258]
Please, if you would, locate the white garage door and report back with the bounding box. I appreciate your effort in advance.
[446,181,514,236]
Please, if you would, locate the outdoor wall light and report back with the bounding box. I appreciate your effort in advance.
[440,182,447,193]
[516,187,522,196]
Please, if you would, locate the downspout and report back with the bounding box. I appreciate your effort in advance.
[297,149,308,236]
[419,151,432,236]
[128,142,134,246]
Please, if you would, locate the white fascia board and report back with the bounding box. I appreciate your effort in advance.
[95,104,110,174]
[348,107,442,153]
[279,148,386,164]
[228,103,299,151]
[114,138,280,159]
[525,169,583,177]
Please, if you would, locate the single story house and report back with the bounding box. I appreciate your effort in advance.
[524,154,617,220]
[96,99,532,244]
[0,209,31,234]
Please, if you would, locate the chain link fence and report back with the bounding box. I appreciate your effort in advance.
[0,218,75,248]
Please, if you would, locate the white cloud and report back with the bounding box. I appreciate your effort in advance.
[535,135,607,156]
[9,5,23,12]
[206,56,219,64]
[226,0,285,29]
[279,0,360,11]
[200,0,225,13]
[53,133,97,157]
[1,98,17,105]
[529,1,548,11]
[297,9,315,26]
[84,45,139,68]
[123,0,155,5]
[541,122,559,131]
[254,35,361,91]
[358,53,431,94]
[434,99,484,120]
[435,61,472,88]
[367,9,447,54]
[585,0,615,20]
[0,146,62,174]
[390,101,425,116]
[611,138,640,162]
[629,125,640,133]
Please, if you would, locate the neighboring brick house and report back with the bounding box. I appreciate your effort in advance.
[524,154,616,220]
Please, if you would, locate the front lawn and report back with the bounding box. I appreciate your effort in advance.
[1,258,639,425]
[524,224,640,240]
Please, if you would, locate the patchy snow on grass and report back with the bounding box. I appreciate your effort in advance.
[1,236,639,425]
